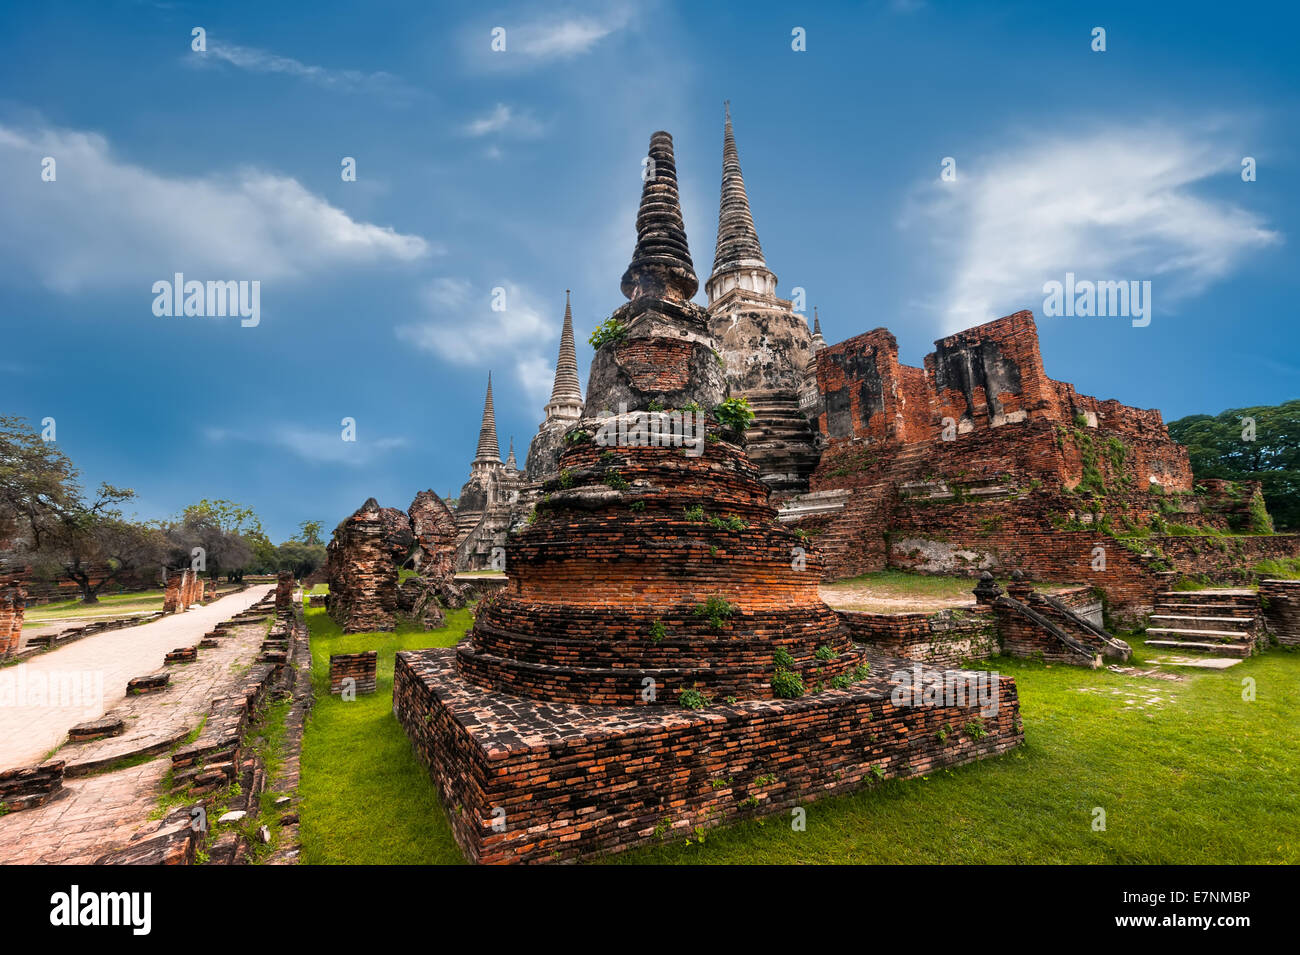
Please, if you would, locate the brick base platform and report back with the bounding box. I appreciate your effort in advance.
[394,647,1022,864]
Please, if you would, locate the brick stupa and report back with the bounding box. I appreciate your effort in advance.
[395,131,1024,864]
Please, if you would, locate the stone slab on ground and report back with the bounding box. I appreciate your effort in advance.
[1153,655,1244,670]
[0,759,169,864]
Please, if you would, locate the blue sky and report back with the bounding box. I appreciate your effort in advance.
[1,0,1295,541]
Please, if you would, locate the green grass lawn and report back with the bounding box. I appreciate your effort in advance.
[24,588,167,622]
[612,644,1300,864]
[297,602,1300,865]
[298,605,474,865]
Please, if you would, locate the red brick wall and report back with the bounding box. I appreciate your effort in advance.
[836,607,999,667]
[395,647,1023,864]
[330,651,378,695]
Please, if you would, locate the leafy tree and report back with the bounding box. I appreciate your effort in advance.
[0,415,83,554]
[163,508,254,583]
[276,539,327,579]
[1168,399,1300,530]
[32,514,167,603]
[297,520,324,546]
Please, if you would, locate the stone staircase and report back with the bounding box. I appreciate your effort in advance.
[1143,589,1261,657]
[456,508,515,571]
[742,390,821,497]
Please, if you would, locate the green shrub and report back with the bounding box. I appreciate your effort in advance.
[708,514,747,531]
[678,687,711,710]
[683,504,705,522]
[693,595,738,630]
[771,668,804,699]
[814,645,838,662]
[1248,492,1275,534]
[588,317,627,349]
[713,396,755,432]
[771,646,804,699]
[649,619,666,643]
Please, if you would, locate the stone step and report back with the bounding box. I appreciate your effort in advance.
[1144,640,1253,658]
[1145,627,1254,643]
[1148,614,1255,632]
[1152,602,1257,617]
[1154,592,1257,608]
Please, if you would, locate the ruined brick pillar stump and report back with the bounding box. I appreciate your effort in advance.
[163,570,182,613]
[0,582,25,658]
[276,572,294,613]
[330,652,377,696]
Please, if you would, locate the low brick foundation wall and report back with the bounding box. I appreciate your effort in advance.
[836,607,999,667]
[1261,579,1300,647]
[330,651,377,695]
[886,531,1300,624]
[394,647,1022,864]
[0,761,65,813]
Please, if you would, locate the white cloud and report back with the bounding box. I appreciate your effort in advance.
[205,426,408,466]
[396,279,560,403]
[907,123,1282,332]
[197,41,409,95]
[520,17,621,58]
[0,122,434,293]
[473,4,637,69]
[462,103,543,138]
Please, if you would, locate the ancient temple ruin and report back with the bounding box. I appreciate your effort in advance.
[443,104,1296,625]
[525,290,585,482]
[395,130,1023,864]
[704,104,821,498]
[453,374,526,570]
[325,492,461,634]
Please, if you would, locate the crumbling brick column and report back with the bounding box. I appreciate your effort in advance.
[326,498,399,633]
[204,578,216,601]
[0,582,25,658]
[276,572,294,612]
[163,570,182,613]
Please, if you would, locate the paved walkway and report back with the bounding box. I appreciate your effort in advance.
[0,759,170,864]
[0,584,273,770]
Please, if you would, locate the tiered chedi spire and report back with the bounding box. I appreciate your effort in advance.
[457,127,858,709]
[621,131,698,303]
[811,307,826,350]
[471,372,502,471]
[543,290,584,423]
[706,102,777,305]
[504,437,518,471]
